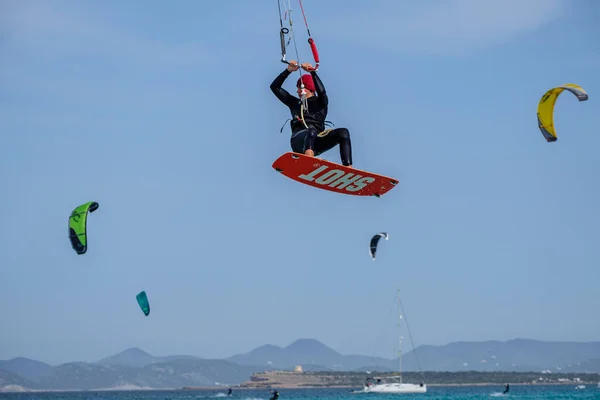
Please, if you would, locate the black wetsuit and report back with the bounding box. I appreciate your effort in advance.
[503,384,509,394]
[270,68,353,166]
[270,390,279,400]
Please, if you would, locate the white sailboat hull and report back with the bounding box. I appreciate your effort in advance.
[360,383,427,394]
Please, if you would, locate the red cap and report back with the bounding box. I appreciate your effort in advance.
[296,74,315,92]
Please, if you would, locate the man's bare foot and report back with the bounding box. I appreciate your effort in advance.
[305,149,315,157]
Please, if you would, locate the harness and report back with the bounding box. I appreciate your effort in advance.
[279,102,335,137]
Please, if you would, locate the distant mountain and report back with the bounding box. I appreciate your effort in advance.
[0,357,53,381]
[409,339,600,372]
[227,338,397,371]
[228,338,600,374]
[2,338,600,391]
[0,368,36,389]
[95,347,199,368]
[555,357,600,373]
[31,358,260,390]
[95,347,157,367]
[0,358,265,391]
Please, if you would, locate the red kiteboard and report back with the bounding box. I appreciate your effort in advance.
[272,152,398,197]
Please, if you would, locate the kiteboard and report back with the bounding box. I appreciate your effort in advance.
[272,152,398,197]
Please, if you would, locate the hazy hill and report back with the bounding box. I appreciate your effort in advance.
[0,357,53,381]
[95,347,200,368]
[227,337,600,373]
[410,339,600,372]
[558,357,600,373]
[227,338,397,371]
[2,359,263,391]
[2,338,600,390]
[0,368,37,389]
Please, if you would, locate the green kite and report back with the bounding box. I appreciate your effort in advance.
[68,201,99,255]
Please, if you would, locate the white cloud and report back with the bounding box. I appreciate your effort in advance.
[321,0,564,56]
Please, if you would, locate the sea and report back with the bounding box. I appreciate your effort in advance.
[0,386,599,400]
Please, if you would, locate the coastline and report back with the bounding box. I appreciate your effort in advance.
[1,382,594,394]
[232,370,599,390]
[2,368,598,393]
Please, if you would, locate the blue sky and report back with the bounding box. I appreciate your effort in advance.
[1,0,599,366]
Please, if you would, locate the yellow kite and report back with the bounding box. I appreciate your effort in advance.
[537,84,588,142]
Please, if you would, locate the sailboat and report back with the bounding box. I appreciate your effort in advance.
[354,289,427,394]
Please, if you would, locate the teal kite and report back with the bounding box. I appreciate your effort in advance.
[136,291,150,316]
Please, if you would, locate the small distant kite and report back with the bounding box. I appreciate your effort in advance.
[369,232,389,260]
[136,291,150,316]
[68,201,99,255]
[537,83,588,142]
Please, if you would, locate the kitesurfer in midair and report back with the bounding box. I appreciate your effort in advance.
[270,60,353,167]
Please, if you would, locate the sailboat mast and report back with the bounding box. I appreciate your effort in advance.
[397,289,403,384]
